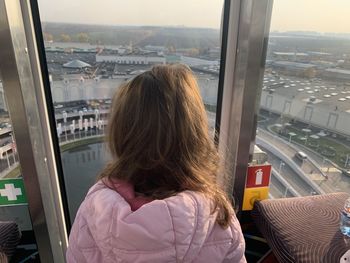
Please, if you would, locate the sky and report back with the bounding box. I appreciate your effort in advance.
[271,0,350,33]
[37,0,224,29]
[38,0,350,33]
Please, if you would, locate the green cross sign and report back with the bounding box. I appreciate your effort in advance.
[0,178,27,206]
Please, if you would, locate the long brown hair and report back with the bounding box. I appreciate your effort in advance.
[99,64,233,227]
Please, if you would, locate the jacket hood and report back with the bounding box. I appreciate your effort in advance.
[82,181,219,261]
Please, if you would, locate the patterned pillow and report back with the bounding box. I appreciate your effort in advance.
[0,221,21,260]
[251,193,350,263]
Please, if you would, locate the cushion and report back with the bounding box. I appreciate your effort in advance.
[0,221,21,260]
[251,193,350,263]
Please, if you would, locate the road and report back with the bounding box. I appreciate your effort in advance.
[258,129,350,194]
[260,146,314,196]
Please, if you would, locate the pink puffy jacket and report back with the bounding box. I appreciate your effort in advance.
[67,180,246,262]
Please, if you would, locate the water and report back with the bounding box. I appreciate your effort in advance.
[61,142,110,222]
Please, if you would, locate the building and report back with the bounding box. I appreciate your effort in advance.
[271,61,317,78]
[63,60,91,69]
[96,50,166,65]
[272,52,309,62]
[144,45,166,52]
[323,68,350,81]
[180,56,219,67]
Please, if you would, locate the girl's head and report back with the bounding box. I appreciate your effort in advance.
[101,64,233,227]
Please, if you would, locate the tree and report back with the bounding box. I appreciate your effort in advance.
[167,45,176,53]
[305,67,316,78]
[188,48,200,57]
[43,32,53,42]
[77,33,89,43]
[60,34,71,42]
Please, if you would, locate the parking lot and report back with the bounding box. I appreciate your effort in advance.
[263,73,350,112]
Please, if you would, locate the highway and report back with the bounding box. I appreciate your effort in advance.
[257,128,350,195]
[260,146,314,197]
[270,175,293,198]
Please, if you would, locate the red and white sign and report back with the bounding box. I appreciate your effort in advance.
[246,164,271,188]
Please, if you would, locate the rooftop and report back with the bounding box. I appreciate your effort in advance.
[273,61,316,69]
[325,68,350,75]
[262,73,350,112]
[273,52,308,56]
[98,49,164,57]
[63,60,91,69]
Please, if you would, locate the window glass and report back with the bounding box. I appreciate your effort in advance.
[0,78,39,261]
[37,0,225,222]
[257,0,350,198]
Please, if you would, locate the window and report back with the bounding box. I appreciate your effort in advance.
[257,0,350,199]
[37,0,225,222]
[0,77,39,261]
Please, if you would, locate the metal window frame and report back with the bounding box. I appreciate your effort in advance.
[0,0,67,262]
[215,0,232,137]
[0,0,273,260]
[27,0,72,231]
[218,0,273,213]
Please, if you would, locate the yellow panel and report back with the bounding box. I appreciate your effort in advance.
[242,186,269,211]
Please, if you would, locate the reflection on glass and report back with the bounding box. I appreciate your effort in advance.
[37,0,224,221]
[256,1,350,199]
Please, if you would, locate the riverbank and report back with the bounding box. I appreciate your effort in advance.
[60,136,105,152]
[1,135,105,178]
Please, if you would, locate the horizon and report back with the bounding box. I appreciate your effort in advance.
[41,20,220,30]
[42,21,350,36]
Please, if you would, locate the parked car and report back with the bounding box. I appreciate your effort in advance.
[295,151,307,161]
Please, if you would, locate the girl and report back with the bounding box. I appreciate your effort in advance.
[67,64,246,262]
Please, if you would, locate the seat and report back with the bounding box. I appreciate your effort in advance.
[251,192,350,263]
[0,221,21,262]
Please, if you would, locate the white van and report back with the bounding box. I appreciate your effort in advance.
[295,151,307,161]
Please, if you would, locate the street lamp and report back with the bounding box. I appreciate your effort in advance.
[89,117,94,136]
[345,154,350,168]
[9,132,16,163]
[94,109,99,135]
[97,120,102,135]
[57,123,62,143]
[72,120,76,141]
[63,79,69,102]
[84,118,88,137]
[70,123,75,141]
[288,132,297,143]
[79,77,85,100]
[302,128,311,145]
[5,148,10,169]
[63,111,68,142]
[101,119,105,135]
[323,158,332,173]
[79,110,83,139]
